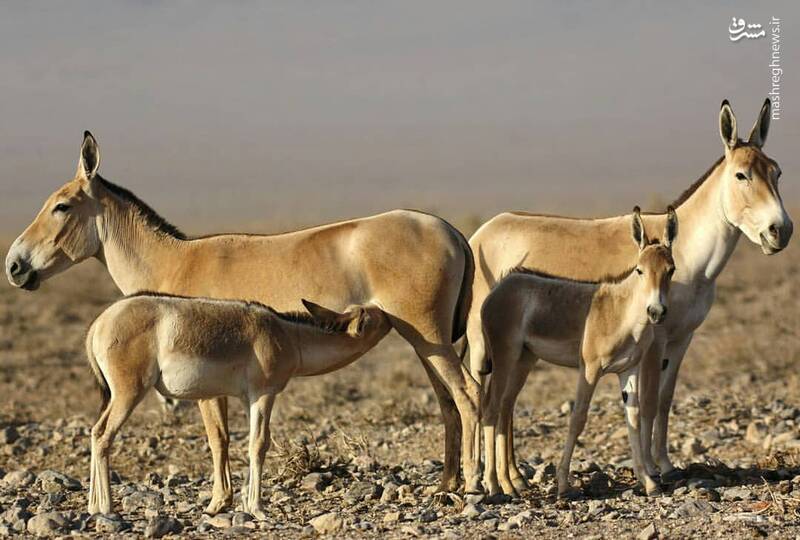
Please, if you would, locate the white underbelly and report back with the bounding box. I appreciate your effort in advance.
[155,354,250,400]
[528,337,580,368]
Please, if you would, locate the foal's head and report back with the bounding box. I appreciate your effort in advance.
[631,207,678,325]
[301,299,390,341]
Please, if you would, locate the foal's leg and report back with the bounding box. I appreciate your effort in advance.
[88,394,140,514]
[652,333,693,480]
[482,369,505,496]
[496,368,529,497]
[557,366,599,497]
[244,394,276,520]
[199,398,233,515]
[637,340,665,478]
[507,351,538,492]
[618,366,661,496]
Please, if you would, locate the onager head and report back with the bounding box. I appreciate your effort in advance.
[631,206,677,325]
[717,99,792,254]
[6,131,104,290]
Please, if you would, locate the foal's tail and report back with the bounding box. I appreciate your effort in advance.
[85,323,110,416]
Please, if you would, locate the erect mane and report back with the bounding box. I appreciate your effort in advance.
[508,265,634,285]
[124,291,352,334]
[670,155,725,209]
[98,176,186,239]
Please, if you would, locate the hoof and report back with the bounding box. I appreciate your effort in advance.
[645,482,663,497]
[204,496,231,516]
[485,492,514,504]
[557,486,582,500]
[660,468,684,484]
[511,476,530,492]
[465,477,484,495]
[251,508,268,521]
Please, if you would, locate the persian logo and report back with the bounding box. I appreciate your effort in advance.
[728,17,765,41]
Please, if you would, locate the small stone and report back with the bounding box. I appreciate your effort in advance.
[380,482,399,503]
[301,472,326,492]
[560,401,574,415]
[27,512,70,536]
[681,437,706,457]
[0,427,19,445]
[122,490,164,513]
[418,509,438,523]
[673,499,714,518]
[144,516,182,538]
[383,511,401,524]
[461,503,482,519]
[2,470,35,488]
[204,514,232,529]
[509,510,534,527]
[746,421,769,444]
[232,512,255,528]
[309,512,344,534]
[37,470,81,493]
[533,462,556,484]
[637,522,658,540]
[94,514,130,534]
[721,486,754,502]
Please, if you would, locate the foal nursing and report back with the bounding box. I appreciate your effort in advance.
[85,293,389,517]
[482,207,678,498]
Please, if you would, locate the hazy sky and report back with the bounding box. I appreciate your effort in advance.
[1,1,797,231]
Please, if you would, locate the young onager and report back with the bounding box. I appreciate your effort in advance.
[85,293,390,518]
[481,208,678,498]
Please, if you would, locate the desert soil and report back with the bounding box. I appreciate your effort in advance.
[1,238,800,538]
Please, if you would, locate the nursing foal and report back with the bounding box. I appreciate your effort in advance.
[85,293,390,518]
[481,207,677,498]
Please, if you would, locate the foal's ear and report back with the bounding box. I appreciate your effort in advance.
[664,206,678,248]
[301,299,344,322]
[747,98,771,148]
[719,100,738,151]
[631,206,647,250]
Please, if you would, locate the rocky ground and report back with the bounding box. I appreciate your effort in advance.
[1,238,800,538]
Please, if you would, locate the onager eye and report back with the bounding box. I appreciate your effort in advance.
[735,172,748,181]
[635,268,643,275]
[53,203,71,214]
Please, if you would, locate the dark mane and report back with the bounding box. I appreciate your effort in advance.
[508,265,634,285]
[98,176,186,239]
[670,155,725,209]
[124,291,351,334]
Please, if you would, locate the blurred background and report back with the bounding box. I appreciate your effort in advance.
[0,1,797,234]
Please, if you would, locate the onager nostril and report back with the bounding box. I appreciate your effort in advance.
[769,224,779,238]
[9,261,20,276]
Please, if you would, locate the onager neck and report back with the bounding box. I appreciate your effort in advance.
[596,276,651,346]
[673,160,740,283]
[292,321,389,377]
[93,186,186,294]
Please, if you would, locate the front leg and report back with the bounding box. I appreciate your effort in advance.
[638,338,666,478]
[653,333,693,480]
[198,398,233,515]
[557,366,599,498]
[618,367,660,496]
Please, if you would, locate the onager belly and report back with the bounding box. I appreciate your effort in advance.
[155,354,250,400]
[526,337,581,368]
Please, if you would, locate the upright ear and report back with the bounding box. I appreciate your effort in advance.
[719,100,738,150]
[747,98,771,148]
[631,206,647,250]
[76,131,101,196]
[664,206,678,248]
[301,299,345,322]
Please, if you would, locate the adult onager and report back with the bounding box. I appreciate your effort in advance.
[86,294,390,517]
[481,208,677,497]
[467,99,792,483]
[5,132,481,513]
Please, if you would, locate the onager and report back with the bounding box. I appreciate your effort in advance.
[481,208,678,498]
[468,99,791,485]
[85,293,390,517]
[6,132,481,512]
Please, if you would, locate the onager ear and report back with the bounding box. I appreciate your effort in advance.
[664,206,678,248]
[719,100,738,150]
[631,206,647,250]
[77,131,101,180]
[747,98,771,148]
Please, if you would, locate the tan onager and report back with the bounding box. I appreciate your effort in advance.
[481,208,677,498]
[467,99,792,487]
[85,294,390,517]
[5,132,481,514]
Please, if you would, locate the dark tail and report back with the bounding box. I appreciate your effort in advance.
[85,323,110,415]
[450,222,475,343]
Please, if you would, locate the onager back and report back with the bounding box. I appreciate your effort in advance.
[481,208,677,498]
[85,294,390,518]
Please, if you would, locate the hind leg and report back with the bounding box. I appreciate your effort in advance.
[420,360,462,492]
[496,362,530,497]
[466,311,489,478]
[243,394,275,520]
[557,366,599,497]
[88,393,142,514]
[507,351,537,492]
